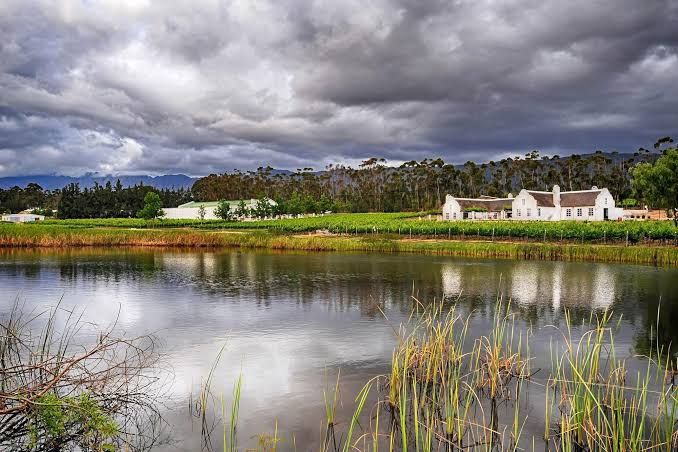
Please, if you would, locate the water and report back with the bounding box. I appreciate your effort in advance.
[1,248,677,450]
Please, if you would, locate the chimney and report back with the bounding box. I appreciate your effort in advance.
[553,185,561,206]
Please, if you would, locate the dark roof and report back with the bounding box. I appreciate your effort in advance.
[526,191,555,207]
[560,191,601,207]
[455,198,512,212]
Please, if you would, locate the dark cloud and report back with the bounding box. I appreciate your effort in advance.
[0,0,676,176]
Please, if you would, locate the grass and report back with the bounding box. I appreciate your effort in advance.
[2,223,678,265]
[201,300,678,451]
[39,213,678,244]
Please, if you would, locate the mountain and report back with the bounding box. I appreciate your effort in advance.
[0,174,197,190]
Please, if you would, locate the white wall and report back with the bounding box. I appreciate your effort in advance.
[512,190,544,220]
[594,189,622,221]
[163,207,219,220]
[561,189,622,221]
[1,214,45,223]
[442,196,462,220]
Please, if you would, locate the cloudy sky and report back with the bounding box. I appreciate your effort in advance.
[1,0,677,176]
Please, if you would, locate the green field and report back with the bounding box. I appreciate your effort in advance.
[40,213,678,244]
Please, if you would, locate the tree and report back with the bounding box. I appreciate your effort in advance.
[197,205,206,221]
[253,197,273,219]
[235,200,249,219]
[137,192,164,220]
[631,145,678,225]
[214,200,234,221]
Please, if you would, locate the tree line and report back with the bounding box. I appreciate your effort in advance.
[192,149,662,213]
[0,180,191,218]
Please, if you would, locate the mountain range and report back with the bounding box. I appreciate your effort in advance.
[0,174,197,190]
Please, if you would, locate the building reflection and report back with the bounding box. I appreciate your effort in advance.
[441,261,618,311]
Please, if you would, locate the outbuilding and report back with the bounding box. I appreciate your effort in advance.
[442,194,513,220]
[1,213,46,223]
[163,199,277,220]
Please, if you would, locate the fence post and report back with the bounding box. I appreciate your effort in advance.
[492,227,495,241]
[448,227,451,240]
[626,230,629,247]
[410,227,412,239]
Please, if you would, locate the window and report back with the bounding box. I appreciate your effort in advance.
[526,208,531,217]
[537,208,541,217]
[445,213,449,220]
[566,208,572,217]
[522,199,526,205]
[605,197,608,205]
[577,208,582,217]
[588,207,594,216]
[453,213,457,219]
[516,209,521,217]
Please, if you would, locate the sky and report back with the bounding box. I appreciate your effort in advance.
[1,0,677,177]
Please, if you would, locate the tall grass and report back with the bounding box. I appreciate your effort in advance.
[3,224,677,265]
[198,300,678,451]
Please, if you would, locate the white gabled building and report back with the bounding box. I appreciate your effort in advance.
[1,213,46,223]
[442,194,514,220]
[512,185,623,221]
[163,199,277,220]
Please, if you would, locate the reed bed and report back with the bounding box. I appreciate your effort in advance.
[2,224,678,266]
[200,300,678,451]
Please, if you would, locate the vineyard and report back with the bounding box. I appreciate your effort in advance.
[41,213,678,244]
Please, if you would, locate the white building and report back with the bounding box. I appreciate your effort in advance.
[442,194,514,220]
[1,213,46,223]
[512,185,623,221]
[163,199,277,220]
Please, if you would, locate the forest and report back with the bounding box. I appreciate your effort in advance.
[192,150,659,212]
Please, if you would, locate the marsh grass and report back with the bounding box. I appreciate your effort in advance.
[2,224,678,265]
[198,298,678,451]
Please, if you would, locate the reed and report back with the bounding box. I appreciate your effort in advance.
[2,224,678,265]
[197,298,678,451]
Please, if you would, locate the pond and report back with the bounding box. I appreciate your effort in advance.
[1,248,677,450]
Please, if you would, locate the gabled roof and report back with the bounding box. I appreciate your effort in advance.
[525,191,555,207]
[560,190,601,207]
[453,198,513,212]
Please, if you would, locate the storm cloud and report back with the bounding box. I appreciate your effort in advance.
[1,0,677,176]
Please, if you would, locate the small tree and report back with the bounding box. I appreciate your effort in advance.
[631,142,678,226]
[137,192,164,220]
[214,200,234,221]
[235,200,249,219]
[253,197,273,219]
[197,205,206,221]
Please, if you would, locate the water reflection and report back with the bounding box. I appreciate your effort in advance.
[1,248,677,449]
[441,261,620,311]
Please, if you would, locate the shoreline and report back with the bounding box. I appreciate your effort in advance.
[1,224,677,266]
